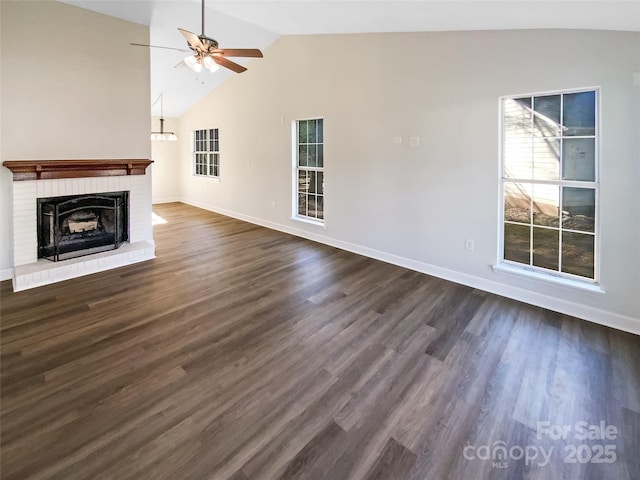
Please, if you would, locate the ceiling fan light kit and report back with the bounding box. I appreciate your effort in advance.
[184,54,202,72]
[184,53,220,73]
[202,55,219,72]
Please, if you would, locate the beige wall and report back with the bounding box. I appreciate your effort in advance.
[150,116,180,203]
[177,30,640,329]
[0,0,151,275]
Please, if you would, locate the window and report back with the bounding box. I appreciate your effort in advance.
[194,128,219,177]
[294,118,324,222]
[500,89,598,281]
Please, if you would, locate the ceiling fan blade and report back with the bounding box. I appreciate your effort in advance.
[130,42,191,53]
[178,28,205,51]
[212,48,263,58]
[213,55,247,73]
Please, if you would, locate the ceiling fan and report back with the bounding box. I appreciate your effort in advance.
[131,0,263,74]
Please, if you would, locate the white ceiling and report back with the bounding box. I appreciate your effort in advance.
[61,0,640,117]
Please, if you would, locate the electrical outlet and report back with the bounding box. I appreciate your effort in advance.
[465,239,474,251]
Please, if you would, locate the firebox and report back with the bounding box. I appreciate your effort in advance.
[37,191,129,261]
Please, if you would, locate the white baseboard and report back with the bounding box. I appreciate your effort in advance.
[181,198,640,336]
[152,197,181,204]
[1,268,13,281]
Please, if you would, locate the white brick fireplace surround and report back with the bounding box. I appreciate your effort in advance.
[8,170,155,291]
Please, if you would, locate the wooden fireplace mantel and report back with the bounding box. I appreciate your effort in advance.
[2,159,153,181]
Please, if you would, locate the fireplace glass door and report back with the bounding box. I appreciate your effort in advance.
[38,191,129,261]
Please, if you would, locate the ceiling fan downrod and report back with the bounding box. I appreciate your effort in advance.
[201,0,205,36]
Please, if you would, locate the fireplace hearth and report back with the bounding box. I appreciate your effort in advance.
[38,191,129,261]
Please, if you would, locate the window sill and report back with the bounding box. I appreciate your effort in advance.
[291,216,326,229]
[193,175,220,182]
[492,263,604,294]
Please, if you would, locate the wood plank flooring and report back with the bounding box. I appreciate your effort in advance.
[1,202,639,480]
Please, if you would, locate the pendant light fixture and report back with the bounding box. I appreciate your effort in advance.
[150,93,177,142]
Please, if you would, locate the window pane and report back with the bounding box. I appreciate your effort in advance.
[503,98,532,135]
[533,184,559,227]
[504,223,530,264]
[504,182,530,224]
[562,187,595,232]
[562,138,595,181]
[533,138,559,180]
[298,121,308,144]
[298,145,308,167]
[317,144,324,168]
[533,95,561,137]
[210,153,219,177]
[298,193,307,217]
[316,171,324,195]
[307,171,315,194]
[317,196,324,220]
[306,120,315,143]
[562,232,595,278]
[308,171,319,194]
[317,119,323,143]
[298,170,309,193]
[306,195,316,218]
[533,227,559,271]
[197,130,204,151]
[563,91,595,136]
[503,138,532,179]
[196,150,206,175]
[308,145,317,167]
[503,98,532,179]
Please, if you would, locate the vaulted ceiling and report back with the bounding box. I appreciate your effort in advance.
[61,0,640,117]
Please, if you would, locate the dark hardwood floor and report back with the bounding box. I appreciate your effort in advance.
[1,202,639,480]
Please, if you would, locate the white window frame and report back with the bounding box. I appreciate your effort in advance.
[497,87,600,287]
[292,118,325,225]
[193,128,220,178]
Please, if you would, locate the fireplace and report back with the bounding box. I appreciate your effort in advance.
[3,159,154,291]
[38,191,129,261]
